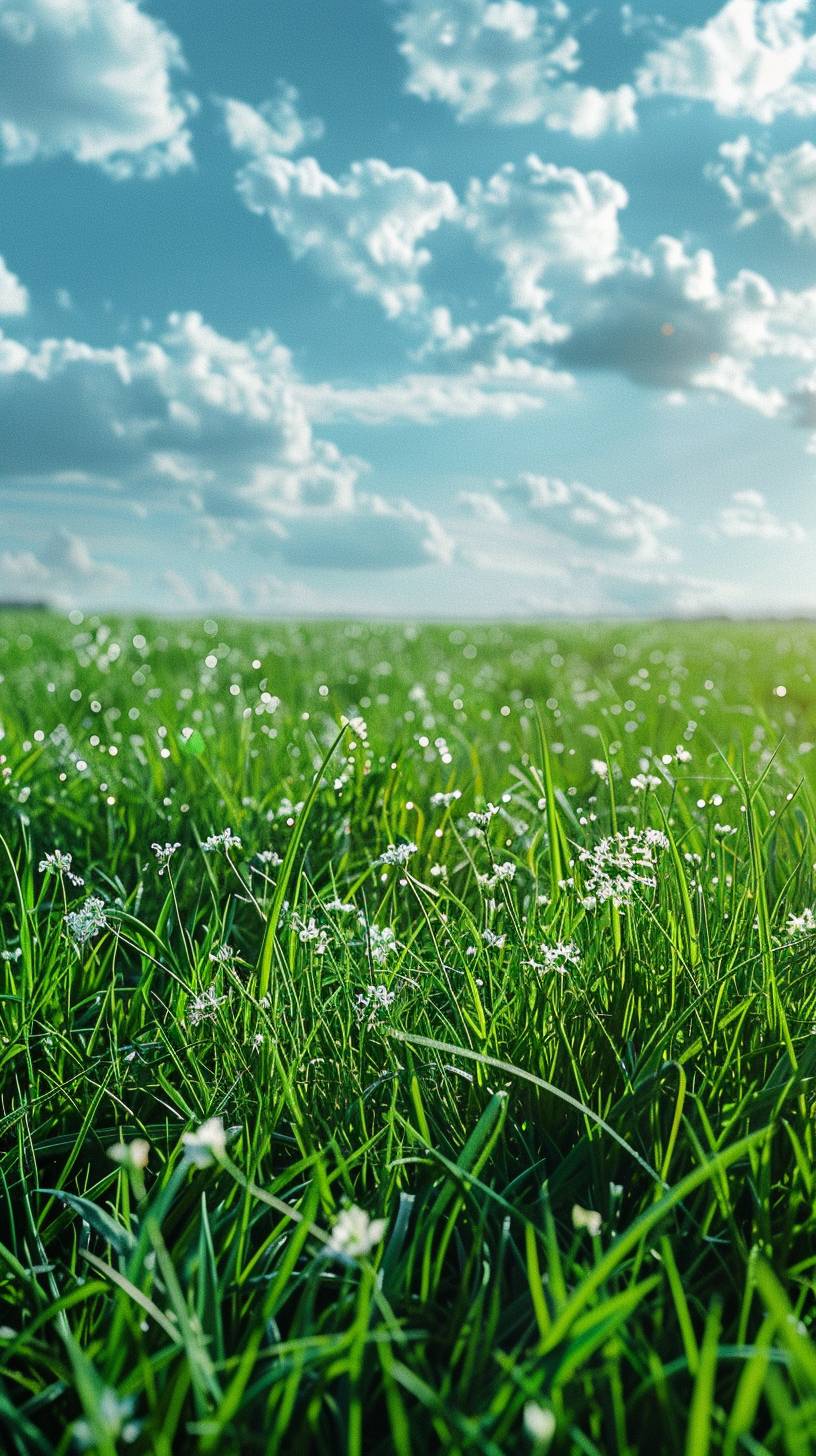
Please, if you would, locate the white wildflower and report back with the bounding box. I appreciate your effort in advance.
[39,850,84,886]
[468,803,499,828]
[255,848,283,867]
[64,896,108,948]
[328,1204,387,1259]
[201,827,242,853]
[528,941,581,975]
[579,826,669,908]
[431,789,461,807]
[524,1402,557,1451]
[291,915,329,953]
[787,908,816,937]
[187,985,228,1027]
[209,943,236,965]
[482,928,506,949]
[182,1116,227,1168]
[377,841,418,867]
[355,983,396,1021]
[630,772,661,793]
[151,841,180,875]
[572,1204,602,1236]
[108,1138,150,1172]
[478,860,516,889]
[590,759,609,780]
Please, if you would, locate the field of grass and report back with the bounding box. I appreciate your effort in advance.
[2,611,816,1455]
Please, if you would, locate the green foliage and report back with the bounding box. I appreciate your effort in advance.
[0,611,815,1454]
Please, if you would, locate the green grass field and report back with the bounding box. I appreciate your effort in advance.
[2,611,816,1455]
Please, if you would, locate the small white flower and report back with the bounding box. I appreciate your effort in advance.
[468,803,499,828]
[64,896,108,948]
[355,984,396,1021]
[187,985,228,1026]
[201,827,242,854]
[787,907,816,937]
[572,1204,602,1236]
[209,943,236,965]
[431,789,461,808]
[478,860,516,889]
[182,1116,227,1168]
[528,941,581,975]
[39,850,84,886]
[151,842,180,875]
[631,772,661,793]
[255,848,282,867]
[377,841,418,867]
[108,1138,150,1171]
[328,1204,388,1259]
[590,759,609,780]
[481,928,506,949]
[524,1402,557,1450]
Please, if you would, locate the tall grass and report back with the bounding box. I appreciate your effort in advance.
[1,612,815,1453]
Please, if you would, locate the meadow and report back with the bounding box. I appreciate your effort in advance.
[1,610,816,1455]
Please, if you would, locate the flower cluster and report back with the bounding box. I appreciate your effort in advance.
[579,827,669,908]
[64,896,108,948]
[527,941,581,975]
[468,803,499,828]
[360,919,400,966]
[202,828,242,854]
[355,984,396,1021]
[151,842,180,875]
[478,860,516,890]
[377,841,418,867]
[39,850,84,886]
[431,789,461,808]
[787,907,816,937]
[187,985,228,1026]
[291,914,330,954]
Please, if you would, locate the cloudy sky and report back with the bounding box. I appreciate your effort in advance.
[3,0,816,616]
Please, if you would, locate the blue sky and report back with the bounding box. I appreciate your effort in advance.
[3,0,816,615]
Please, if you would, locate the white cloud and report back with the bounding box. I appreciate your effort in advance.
[219,83,323,157]
[303,355,572,424]
[0,309,453,572]
[710,137,816,238]
[0,254,27,314]
[0,528,124,605]
[0,0,195,177]
[503,472,679,562]
[457,489,510,523]
[712,488,807,540]
[555,234,804,415]
[637,0,816,123]
[395,0,637,136]
[465,156,628,309]
[224,106,459,320]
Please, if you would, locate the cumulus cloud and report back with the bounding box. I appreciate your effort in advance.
[554,234,803,416]
[457,472,678,564]
[0,254,27,314]
[502,472,679,562]
[0,309,452,572]
[303,355,572,425]
[395,0,637,136]
[220,82,323,157]
[709,136,816,238]
[637,0,816,122]
[1,528,125,605]
[0,0,196,177]
[712,488,807,540]
[224,102,459,320]
[465,156,628,309]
